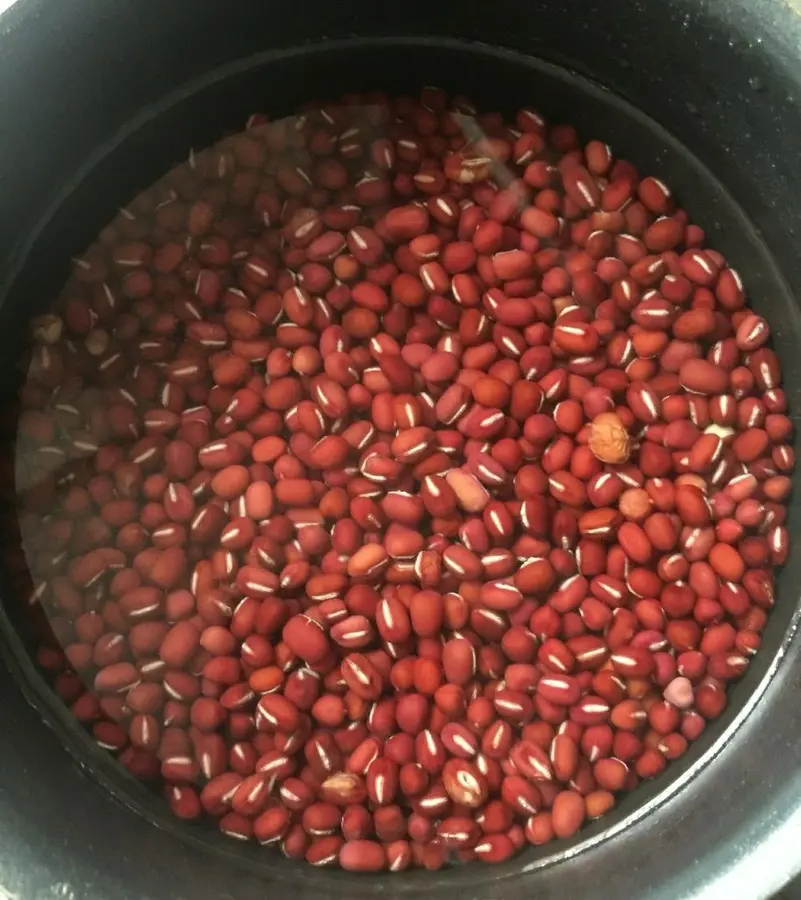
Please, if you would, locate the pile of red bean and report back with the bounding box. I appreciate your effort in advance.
[13,86,792,872]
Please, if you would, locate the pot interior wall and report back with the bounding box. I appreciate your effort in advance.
[2,37,799,896]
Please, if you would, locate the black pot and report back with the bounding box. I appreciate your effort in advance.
[1,1,800,897]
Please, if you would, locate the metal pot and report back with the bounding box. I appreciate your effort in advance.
[0,1,799,897]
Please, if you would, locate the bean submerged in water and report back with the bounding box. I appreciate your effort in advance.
[16,86,790,872]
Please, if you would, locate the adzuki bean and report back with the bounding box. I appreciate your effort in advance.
[14,87,790,873]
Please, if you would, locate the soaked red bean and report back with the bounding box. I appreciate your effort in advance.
[14,87,790,872]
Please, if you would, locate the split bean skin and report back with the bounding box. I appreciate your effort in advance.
[15,86,791,872]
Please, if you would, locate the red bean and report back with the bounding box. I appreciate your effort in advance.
[17,87,790,874]
[282,614,330,664]
[552,790,587,838]
[474,833,517,863]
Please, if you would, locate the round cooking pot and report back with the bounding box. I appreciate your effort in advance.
[1,1,800,897]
